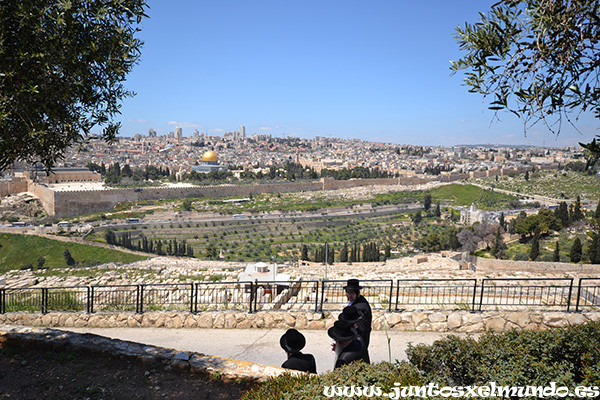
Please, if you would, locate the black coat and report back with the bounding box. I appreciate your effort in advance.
[352,294,372,362]
[334,336,368,369]
[282,352,317,374]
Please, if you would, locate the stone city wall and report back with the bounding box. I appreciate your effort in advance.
[0,324,288,381]
[1,309,598,334]
[27,182,56,216]
[43,177,441,218]
[0,178,28,197]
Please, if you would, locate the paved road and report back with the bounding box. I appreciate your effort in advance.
[59,327,465,374]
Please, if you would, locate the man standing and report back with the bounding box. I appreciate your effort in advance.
[280,329,317,373]
[343,279,372,360]
[327,320,368,369]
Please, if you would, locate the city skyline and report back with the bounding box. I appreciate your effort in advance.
[117,1,599,148]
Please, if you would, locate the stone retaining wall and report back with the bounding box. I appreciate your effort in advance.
[470,256,600,275]
[2,310,599,333]
[0,324,290,381]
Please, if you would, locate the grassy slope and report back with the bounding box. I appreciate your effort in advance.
[0,233,146,274]
[430,184,517,208]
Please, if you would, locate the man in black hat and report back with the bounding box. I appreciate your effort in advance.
[280,328,317,373]
[327,320,368,369]
[339,305,370,363]
[343,279,372,360]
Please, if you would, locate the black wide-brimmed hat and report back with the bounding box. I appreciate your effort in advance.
[339,305,361,324]
[343,279,362,291]
[328,320,358,342]
[280,328,306,353]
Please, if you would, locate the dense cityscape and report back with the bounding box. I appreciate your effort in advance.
[51,126,592,182]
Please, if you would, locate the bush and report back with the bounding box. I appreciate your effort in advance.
[242,322,600,399]
[241,361,423,400]
[407,322,600,387]
[513,252,529,261]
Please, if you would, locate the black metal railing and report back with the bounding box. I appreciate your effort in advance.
[478,278,574,311]
[1,277,599,314]
[320,279,394,312]
[575,278,600,312]
[395,279,478,311]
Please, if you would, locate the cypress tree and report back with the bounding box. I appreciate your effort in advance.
[570,238,582,263]
[553,241,560,262]
[423,194,432,211]
[339,243,348,262]
[529,232,540,261]
[588,233,600,264]
[300,244,309,261]
[572,196,584,222]
[327,244,334,265]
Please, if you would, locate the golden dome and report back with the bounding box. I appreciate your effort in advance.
[201,150,218,162]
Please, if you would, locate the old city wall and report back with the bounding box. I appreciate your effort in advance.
[27,182,56,216]
[0,178,28,197]
[49,177,438,218]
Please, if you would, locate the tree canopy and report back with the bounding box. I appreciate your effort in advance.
[451,0,600,167]
[0,0,148,172]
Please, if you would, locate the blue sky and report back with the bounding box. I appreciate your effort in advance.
[118,1,599,148]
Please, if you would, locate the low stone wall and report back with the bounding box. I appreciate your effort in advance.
[0,324,289,381]
[470,256,600,275]
[1,309,599,333]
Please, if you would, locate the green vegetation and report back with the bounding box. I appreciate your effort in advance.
[243,321,600,399]
[429,184,519,209]
[87,207,460,263]
[0,0,148,172]
[0,233,146,274]
[474,171,600,202]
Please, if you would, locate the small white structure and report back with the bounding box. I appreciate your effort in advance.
[237,262,290,283]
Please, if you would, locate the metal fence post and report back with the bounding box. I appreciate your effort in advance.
[314,280,320,313]
[136,285,144,314]
[566,278,574,312]
[0,288,4,314]
[86,286,91,313]
[478,280,485,312]
[471,280,478,312]
[41,288,48,314]
[188,283,192,313]
[319,279,326,313]
[388,280,393,312]
[253,280,259,313]
[247,281,254,313]
[394,281,400,311]
[575,278,583,312]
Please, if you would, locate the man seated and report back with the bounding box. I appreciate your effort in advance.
[280,328,317,373]
[327,320,368,369]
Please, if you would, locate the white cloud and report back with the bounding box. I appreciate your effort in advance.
[210,128,224,133]
[128,119,148,123]
[259,126,272,131]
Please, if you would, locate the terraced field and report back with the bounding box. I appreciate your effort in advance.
[87,210,457,263]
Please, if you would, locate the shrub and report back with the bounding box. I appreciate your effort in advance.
[243,322,600,400]
[241,361,423,400]
[407,321,600,387]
